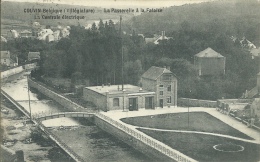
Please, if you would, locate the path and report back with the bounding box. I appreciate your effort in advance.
[103,107,260,143]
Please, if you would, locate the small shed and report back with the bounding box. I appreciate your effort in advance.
[194,47,226,76]
[28,52,40,61]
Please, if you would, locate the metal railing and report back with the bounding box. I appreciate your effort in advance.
[95,112,197,162]
[35,112,95,120]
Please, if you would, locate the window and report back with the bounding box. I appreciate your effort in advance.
[160,91,163,95]
[162,75,171,81]
[167,96,171,103]
[159,85,164,88]
[113,98,119,106]
[167,85,171,91]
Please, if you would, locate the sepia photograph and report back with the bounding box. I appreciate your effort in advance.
[1,0,260,161]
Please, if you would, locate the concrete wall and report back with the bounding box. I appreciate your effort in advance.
[195,57,225,76]
[107,93,156,111]
[157,74,177,107]
[178,98,217,108]
[83,88,107,111]
[1,66,23,78]
[94,114,196,162]
[28,78,89,112]
[142,74,177,108]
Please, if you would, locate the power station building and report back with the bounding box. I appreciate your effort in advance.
[83,66,177,111]
[194,47,226,76]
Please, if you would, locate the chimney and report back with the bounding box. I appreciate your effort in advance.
[166,66,171,71]
[162,31,165,40]
[102,84,104,88]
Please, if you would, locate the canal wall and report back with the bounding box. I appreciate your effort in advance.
[28,78,90,112]
[1,63,37,79]
[94,113,197,162]
[1,66,24,79]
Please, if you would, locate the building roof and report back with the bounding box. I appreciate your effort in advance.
[1,51,10,58]
[142,66,172,80]
[1,36,7,42]
[20,30,32,34]
[195,47,224,58]
[250,47,260,57]
[85,84,153,96]
[28,52,40,59]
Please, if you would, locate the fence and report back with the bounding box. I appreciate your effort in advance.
[178,98,217,108]
[95,112,197,162]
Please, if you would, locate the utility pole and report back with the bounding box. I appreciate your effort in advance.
[119,15,124,91]
[27,75,32,121]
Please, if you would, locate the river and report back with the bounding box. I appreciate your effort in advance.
[1,71,152,162]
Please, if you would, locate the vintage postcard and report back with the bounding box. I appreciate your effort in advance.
[1,0,260,161]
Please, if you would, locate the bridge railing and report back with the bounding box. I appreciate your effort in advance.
[34,112,95,120]
[96,112,197,162]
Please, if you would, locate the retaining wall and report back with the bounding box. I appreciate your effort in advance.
[178,98,217,108]
[1,66,24,78]
[94,113,197,162]
[28,78,90,113]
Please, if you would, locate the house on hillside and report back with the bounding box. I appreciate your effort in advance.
[145,31,172,44]
[141,66,178,107]
[194,47,226,76]
[1,51,18,67]
[250,98,260,118]
[1,51,11,66]
[28,52,40,61]
[37,29,53,41]
[20,30,32,38]
[1,36,7,42]
[240,37,256,49]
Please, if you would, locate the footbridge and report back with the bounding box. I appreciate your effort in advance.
[35,112,95,121]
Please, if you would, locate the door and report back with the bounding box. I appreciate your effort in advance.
[145,97,154,109]
[129,98,138,111]
[159,99,163,108]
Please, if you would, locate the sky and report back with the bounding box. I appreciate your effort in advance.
[2,0,214,8]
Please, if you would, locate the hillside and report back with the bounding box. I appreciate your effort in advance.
[123,0,260,45]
